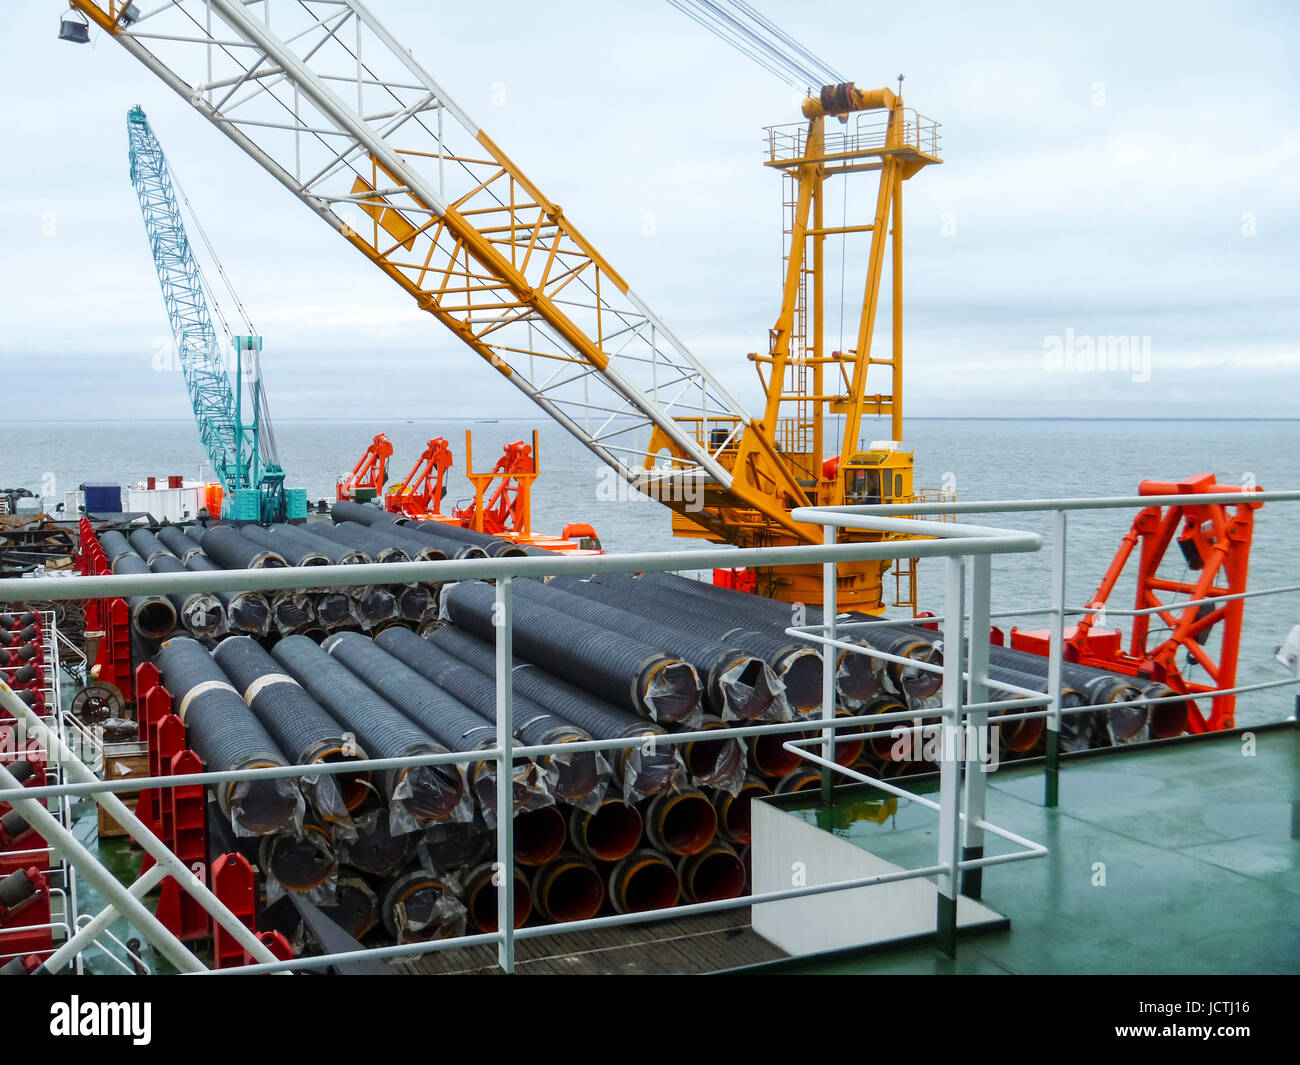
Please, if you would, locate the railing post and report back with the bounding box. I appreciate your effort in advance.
[494,575,515,973]
[961,554,991,900]
[1045,510,1068,808]
[820,523,837,804]
[936,554,966,958]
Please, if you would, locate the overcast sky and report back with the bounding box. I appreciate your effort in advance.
[1,0,1296,425]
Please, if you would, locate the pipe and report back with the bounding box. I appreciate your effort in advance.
[238,520,332,566]
[555,574,824,716]
[147,553,225,637]
[748,729,808,778]
[319,874,379,939]
[258,821,337,893]
[376,626,601,804]
[183,550,270,634]
[426,624,680,800]
[442,580,702,724]
[97,532,176,640]
[423,820,492,871]
[338,809,412,876]
[331,502,496,559]
[678,841,747,903]
[514,804,568,867]
[643,789,716,855]
[379,868,466,942]
[775,768,824,794]
[517,578,789,722]
[321,631,525,814]
[462,861,531,932]
[681,713,746,788]
[530,853,605,923]
[272,635,467,822]
[212,637,372,820]
[712,775,772,845]
[199,524,287,569]
[270,591,315,634]
[630,571,884,705]
[608,849,681,914]
[569,798,643,862]
[310,521,416,563]
[155,637,299,835]
[1141,682,1190,739]
[156,524,202,563]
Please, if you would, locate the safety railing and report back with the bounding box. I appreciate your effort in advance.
[766,107,942,164]
[0,488,1295,974]
[793,490,1300,807]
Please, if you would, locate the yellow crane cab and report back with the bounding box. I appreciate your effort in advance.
[841,443,914,507]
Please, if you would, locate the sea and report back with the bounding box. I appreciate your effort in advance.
[3,417,1296,726]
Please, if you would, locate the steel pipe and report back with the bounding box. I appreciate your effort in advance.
[213,637,373,820]
[568,798,643,862]
[643,789,716,856]
[155,637,299,835]
[608,849,681,914]
[272,635,467,823]
[442,580,702,724]
[530,852,604,923]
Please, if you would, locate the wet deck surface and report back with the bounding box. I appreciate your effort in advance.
[779,724,1300,974]
[397,907,785,974]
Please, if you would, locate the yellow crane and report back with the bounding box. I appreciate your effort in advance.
[59,1,941,609]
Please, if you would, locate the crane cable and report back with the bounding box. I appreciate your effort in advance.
[663,0,844,90]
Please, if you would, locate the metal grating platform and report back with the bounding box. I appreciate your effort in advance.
[397,908,785,975]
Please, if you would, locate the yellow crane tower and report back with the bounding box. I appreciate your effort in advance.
[59,1,942,609]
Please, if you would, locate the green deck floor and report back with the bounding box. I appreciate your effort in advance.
[769,724,1300,975]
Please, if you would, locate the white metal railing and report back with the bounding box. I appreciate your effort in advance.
[0,488,1295,974]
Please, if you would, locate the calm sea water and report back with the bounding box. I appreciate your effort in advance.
[4,417,1297,724]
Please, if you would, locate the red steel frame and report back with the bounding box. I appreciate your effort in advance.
[1068,474,1262,732]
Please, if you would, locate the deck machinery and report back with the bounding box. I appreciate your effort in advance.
[65,0,940,609]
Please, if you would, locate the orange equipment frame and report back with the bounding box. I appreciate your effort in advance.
[1058,474,1260,732]
[384,437,453,519]
[335,433,393,502]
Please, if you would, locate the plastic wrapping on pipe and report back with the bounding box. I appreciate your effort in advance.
[441,580,703,725]
[270,591,316,635]
[551,574,824,717]
[375,626,607,810]
[212,636,371,828]
[514,578,790,723]
[271,635,467,828]
[426,623,685,802]
[680,713,746,794]
[380,868,467,942]
[147,552,226,637]
[337,808,412,876]
[619,571,887,705]
[154,637,300,836]
[184,551,271,635]
[259,821,338,901]
[322,631,551,821]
